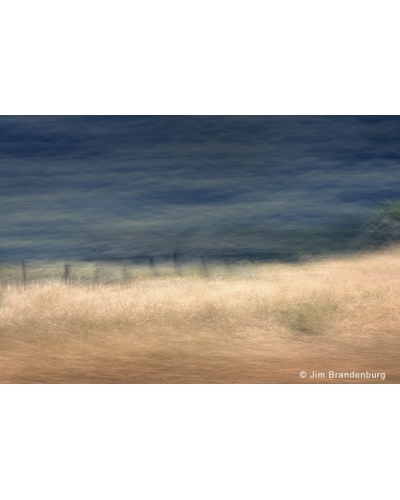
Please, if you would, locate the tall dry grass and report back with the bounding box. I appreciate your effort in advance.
[1,247,400,383]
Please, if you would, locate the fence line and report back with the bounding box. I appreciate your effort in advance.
[1,251,262,285]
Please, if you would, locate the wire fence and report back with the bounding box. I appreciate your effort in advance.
[0,251,263,286]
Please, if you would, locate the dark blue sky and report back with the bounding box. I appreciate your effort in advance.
[1,116,400,261]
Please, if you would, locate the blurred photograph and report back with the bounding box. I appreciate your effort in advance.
[1,115,399,383]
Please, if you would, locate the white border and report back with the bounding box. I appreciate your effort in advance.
[0,2,398,497]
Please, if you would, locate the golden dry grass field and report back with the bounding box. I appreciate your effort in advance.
[1,247,400,383]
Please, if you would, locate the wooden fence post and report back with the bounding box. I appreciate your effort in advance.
[21,259,27,286]
[94,265,99,284]
[173,249,180,274]
[122,263,130,281]
[64,264,70,283]
[149,256,155,275]
[201,256,208,277]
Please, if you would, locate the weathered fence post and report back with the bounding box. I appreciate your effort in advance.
[149,256,155,275]
[122,262,130,282]
[21,259,27,286]
[173,249,180,275]
[201,256,208,277]
[64,263,70,283]
[94,265,99,284]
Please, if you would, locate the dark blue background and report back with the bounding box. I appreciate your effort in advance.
[1,116,399,261]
